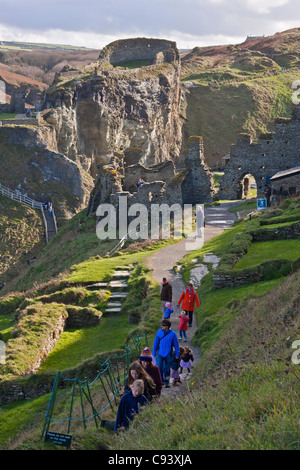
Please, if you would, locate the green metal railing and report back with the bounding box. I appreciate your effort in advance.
[41,333,148,438]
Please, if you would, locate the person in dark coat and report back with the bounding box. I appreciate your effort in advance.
[160,277,172,314]
[138,347,163,396]
[114,380,148,432]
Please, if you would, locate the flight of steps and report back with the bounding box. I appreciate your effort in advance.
[85,265,134,314]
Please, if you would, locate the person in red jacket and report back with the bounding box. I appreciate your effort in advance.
[178,311,189,341]
[177,282,200,327]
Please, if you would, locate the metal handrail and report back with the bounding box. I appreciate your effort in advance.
[0,182,57,244]
[0,183,43,210]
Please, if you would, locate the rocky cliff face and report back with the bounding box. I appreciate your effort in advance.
[0,125,94,222]
[41,42,182,177]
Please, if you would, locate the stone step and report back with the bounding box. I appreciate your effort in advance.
[115,265,134,269]
[85,282,108,289]
[110,293,128,299]
[112,271,131,277]
[109,281,128,288]
[105,307,122,313]
[107,301,122,307]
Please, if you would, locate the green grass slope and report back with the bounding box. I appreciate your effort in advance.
[0,194,45,284]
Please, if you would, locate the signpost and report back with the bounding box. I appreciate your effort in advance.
[45,432,72,449]
[257,198,267,210]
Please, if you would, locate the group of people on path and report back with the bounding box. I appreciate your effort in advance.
[102,276,200,433]
[161,276,200,329]
[44,201,53,216]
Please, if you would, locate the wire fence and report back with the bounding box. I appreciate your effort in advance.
[41,332,149,438]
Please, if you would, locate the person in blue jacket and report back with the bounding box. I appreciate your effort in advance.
[152,319,180,387]
[163,302,173,319]
[114,379,148,433]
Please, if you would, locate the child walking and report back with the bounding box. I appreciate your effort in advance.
[178,311,189,341]
[164,302,173,319]
[170,346,184,386]
[180,346,194,377]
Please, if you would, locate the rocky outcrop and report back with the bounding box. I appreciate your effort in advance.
[42,38,182,176]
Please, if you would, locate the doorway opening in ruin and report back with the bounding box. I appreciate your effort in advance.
[239,173,257,199]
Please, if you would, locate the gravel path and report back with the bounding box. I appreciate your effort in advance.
[145,202,239,398]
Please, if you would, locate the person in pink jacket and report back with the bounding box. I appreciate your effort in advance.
[177,282,200,327]
[178,311,189,341]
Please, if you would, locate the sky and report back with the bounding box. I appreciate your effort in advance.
[0,0,299,50]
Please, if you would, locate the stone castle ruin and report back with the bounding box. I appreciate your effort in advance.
[86,136,215,217]
[98,37,179,66]
[218,104,300,200]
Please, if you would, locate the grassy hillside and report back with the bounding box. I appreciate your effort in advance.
[180,27,300,166]
[0,195,45,284]
[0,41,95,52]
[0,46,100,85]
[107,270,299,450]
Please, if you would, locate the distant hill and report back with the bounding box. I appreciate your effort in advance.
[0,44,100,85]
[0,41,95,52]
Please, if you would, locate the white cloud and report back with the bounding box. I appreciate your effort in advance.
[245,0,289,14]
[0,24,125,49]
[164,30,246,49]
[0,23,247,50]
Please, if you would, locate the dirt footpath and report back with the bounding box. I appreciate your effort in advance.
[145,203,238,398]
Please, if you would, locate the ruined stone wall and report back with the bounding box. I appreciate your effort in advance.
[99,38,179,65]
[218,105,300,200]
[181,137,215,204]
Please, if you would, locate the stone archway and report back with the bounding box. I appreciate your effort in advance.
[240,173,257,199]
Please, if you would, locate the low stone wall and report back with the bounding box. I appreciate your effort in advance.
[0,381,53,406]
[213,257,300,288]
[251,221,300,241]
